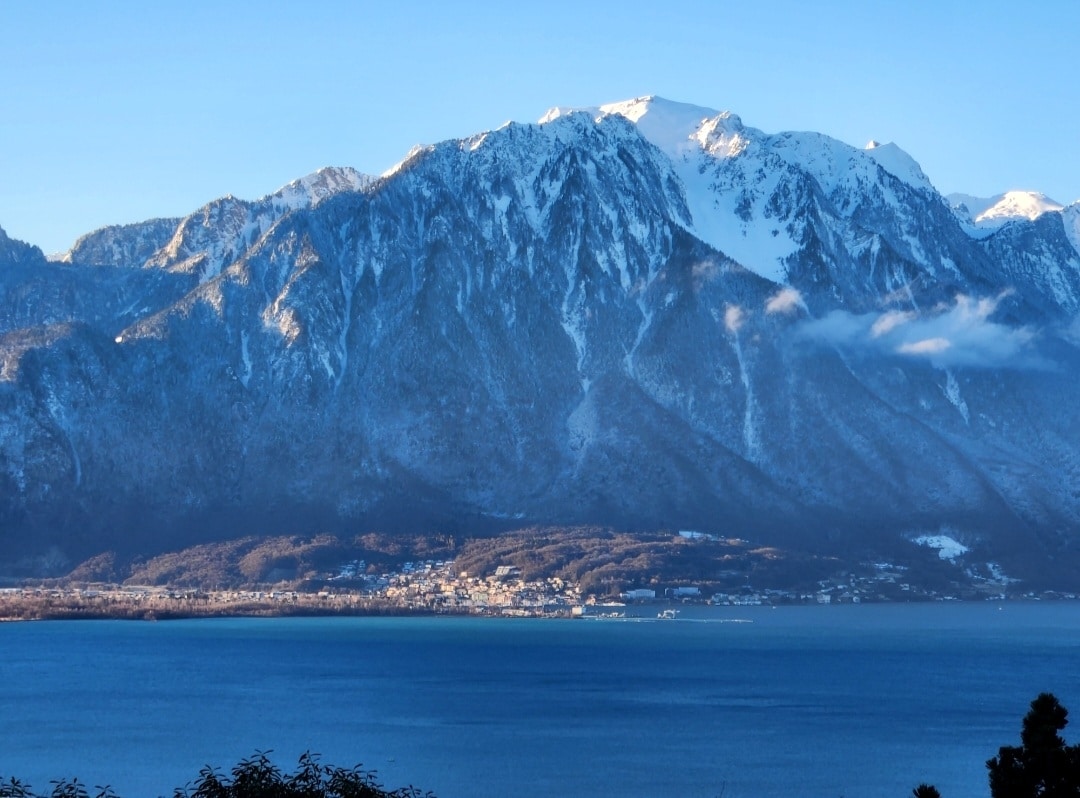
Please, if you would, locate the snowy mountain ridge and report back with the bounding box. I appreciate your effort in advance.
[2,97,1080,586]
[947,190,1070,241]
[60,166,371,272]
[542,96,959,284]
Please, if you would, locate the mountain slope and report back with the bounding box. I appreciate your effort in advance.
[2,99,1080,585]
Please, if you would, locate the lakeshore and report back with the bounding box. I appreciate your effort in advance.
[2,553,1072,622]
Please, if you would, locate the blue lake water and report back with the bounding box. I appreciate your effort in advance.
[2,603,1080,798]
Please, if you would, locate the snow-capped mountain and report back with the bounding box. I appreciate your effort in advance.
[2,96,1080,584]
[948,190,1066,235]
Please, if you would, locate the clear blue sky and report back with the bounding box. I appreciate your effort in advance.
[2,0,1078,254]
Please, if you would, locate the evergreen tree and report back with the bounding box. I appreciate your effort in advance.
[987,692,1080,798]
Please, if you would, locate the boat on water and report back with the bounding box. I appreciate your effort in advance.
[657,609,679,620]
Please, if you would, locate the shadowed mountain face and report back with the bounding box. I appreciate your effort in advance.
[2,99,1080,584]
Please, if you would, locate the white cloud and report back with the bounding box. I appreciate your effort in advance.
[765,287,804,315]
[724,304,746,333]
[870,310,916,338]
[799,292,1039,368]
[897,337,951,355]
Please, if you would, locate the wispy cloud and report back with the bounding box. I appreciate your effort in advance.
[692,259,723,290]
[765,287,804,315]
[870,309,916,338]
[897,337,951,355]
[799,292,1039,368]
[724,304,746,333]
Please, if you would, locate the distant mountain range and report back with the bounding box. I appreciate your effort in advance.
[3,96,1080,585]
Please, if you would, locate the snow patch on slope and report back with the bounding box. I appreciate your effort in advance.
[596,98,798,282]
[558,97,796,283]
[941,370,970,425]
[913,533,969,561]
[727,322,760,463]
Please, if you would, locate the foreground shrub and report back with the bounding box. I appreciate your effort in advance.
[0,752,433,798]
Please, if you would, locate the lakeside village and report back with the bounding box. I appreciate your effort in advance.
[0,541,1066,622]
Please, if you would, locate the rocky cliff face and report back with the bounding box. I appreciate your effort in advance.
[2,98,1079,583]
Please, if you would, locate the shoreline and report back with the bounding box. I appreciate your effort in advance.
[0,591,1064,624]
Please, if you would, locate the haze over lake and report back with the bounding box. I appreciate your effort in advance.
[4,603,1079,798]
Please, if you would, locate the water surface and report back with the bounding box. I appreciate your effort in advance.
[2,602,1079,797]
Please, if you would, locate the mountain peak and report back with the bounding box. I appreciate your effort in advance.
[600,97,746,160]
[540,96,743,161]
[270,166,374,209]
[948,190,1065,233]
[597,95,722,125]
[0,224,47,268]
[861,140,934,193]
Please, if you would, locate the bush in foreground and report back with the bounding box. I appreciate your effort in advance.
[0,752,433,798]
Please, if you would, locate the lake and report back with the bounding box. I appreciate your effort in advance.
[2,603,1079,797]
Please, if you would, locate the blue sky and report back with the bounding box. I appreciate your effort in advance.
[2,0,1078,254]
